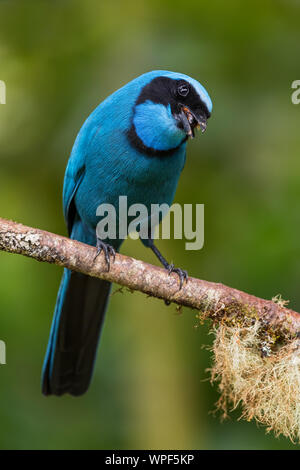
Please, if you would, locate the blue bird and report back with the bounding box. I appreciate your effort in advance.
[42,70,212,396]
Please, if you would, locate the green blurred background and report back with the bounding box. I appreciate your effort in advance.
[0,0,299,450]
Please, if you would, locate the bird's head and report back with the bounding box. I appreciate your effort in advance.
[128,71,212,156]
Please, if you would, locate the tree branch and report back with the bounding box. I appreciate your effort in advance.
[0,217,299,335]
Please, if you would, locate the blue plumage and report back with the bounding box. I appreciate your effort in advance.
[133,102,185,150]
[42,70,212,396]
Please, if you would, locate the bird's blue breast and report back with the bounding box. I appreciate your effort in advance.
[74,128,186,237]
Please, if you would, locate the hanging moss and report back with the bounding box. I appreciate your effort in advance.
[203,308,300,443]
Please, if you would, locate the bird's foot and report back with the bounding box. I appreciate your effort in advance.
[94,239,116,271]
[166,264,188,290]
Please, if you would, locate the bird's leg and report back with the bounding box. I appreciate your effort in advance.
[144,237,188,290]
[94,238,116,272]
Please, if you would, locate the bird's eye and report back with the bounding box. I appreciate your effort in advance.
[177,84,189,97]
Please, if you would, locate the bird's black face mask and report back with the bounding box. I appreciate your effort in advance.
[170,79,210,138]
[128,75,212,157]
[135,76,211,139]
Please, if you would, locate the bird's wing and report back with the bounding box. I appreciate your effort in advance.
[63,160,85,236]
[63,105,107,235]
[63,120,101,235]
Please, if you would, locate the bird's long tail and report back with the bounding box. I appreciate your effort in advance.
[42,219,111,396]
[42,270,111,396]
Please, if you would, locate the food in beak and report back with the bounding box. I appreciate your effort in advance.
[182,106,194,125]
[181,106,207,137]
[178,107,195,138]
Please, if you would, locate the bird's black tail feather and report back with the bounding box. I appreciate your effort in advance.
[42,269,111,396]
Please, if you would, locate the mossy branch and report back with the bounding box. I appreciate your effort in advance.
[0,217,299,336]
[1,217,300,441]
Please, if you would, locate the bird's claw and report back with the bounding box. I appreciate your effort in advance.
[95,239,116,271]
[167,264,188,290]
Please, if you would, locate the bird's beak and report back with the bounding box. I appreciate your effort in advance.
[178,106,208,138]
